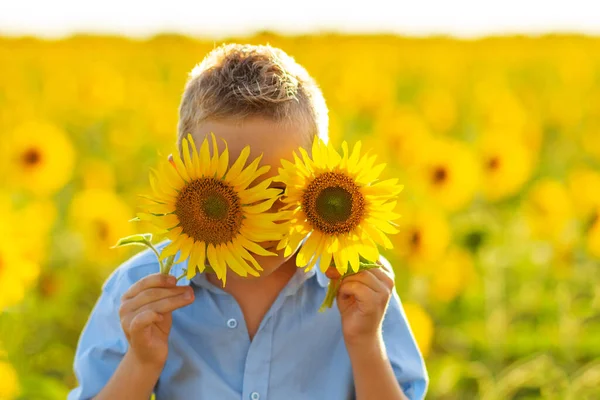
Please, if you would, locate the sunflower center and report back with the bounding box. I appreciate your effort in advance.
[22,148,42,166]
[94,220,110,241]
[432,166,448,184]
[302,171,365,235]
[175,177,243,245]
[202,194,229,219]
[315,187,353,223]
[487,157,500,170]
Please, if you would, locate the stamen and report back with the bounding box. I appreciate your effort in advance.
[175,178,243,245]
[302,171,365,234]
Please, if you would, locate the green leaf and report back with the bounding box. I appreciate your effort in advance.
[111,233,153,248]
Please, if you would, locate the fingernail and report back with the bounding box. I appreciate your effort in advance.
[167,275,177,285]
[183,289,193,300]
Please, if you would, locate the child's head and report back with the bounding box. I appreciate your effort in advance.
[178,43,328,149]
[177,43,329,281]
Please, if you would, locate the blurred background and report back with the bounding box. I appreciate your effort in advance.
[1,1,600,398]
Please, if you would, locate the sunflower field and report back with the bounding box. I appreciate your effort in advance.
[1,33,600,399]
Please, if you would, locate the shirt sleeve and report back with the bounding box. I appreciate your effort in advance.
[380,257,429,400]
[67,268,130,400]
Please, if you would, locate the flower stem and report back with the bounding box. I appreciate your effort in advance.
[318,262,381,312]
[176,272,187,281]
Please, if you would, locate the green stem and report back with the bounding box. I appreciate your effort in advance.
[144,241,166,273]
[318,262,381,312]
[176,272,187,281]
[320,279,342,312]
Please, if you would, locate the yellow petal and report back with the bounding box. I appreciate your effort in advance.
[238,236,277,257]
[363,223,393,249]
[207,244,224,283]
[333,250,348,274]
[232,238,264,271]
[360,243,380,264]
[160,234,188,259]
[319,248,333,273]
[296,232,321,267]
[174,236,195,264]
[216,139,229,179]
[181,137,196,180]
[243,196,279,214]
[172,148,191,183]
[326,142,342,169]
[357,162,386,184]
[234,165,271,192]
[225,145,250,182]
[222,245,250,277]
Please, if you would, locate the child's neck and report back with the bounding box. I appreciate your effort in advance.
[206,256,298,340]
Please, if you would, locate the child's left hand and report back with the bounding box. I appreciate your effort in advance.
[326,262,395,348]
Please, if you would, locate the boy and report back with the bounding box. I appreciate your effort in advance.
[68,43,428,400]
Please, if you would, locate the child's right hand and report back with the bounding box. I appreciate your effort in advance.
[119,273,195,369]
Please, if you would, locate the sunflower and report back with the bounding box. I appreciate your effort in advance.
[0,122,75,196]
[394,206,451,269]
[0,360,20,399]
[402,302,434,358]
[138,133,286,285]
[0,236,40,312]
[415,138,479,212]
[478,130,533,202]
[69,189,134,265]
[276,137,403,275]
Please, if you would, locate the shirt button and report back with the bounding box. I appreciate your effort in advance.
[250,392,260,400]
[227,318,238,329]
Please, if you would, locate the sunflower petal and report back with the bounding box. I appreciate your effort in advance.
[195,134,210,174]
[217,139,229,179]
[181,137,196,180]
[237,235,277,257]
[160,234,188,260]
[207,244,225,283]
[225,145,250,182]
[319,248,333,273]
[296,232,321,267]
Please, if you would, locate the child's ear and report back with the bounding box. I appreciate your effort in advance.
[168,154,175,167]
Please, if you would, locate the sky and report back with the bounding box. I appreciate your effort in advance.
[1,0,599,38]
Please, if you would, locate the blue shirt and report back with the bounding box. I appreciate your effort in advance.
[68,242,428,400]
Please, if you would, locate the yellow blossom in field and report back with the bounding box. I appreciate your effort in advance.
[402,302,434,358]
[417,88,457,134]
[395,206,451,268]
[587,208,600,258]
[0,237,40,312]
[69,189,133,263]
[373,105,433,167]
[568,168,600,218]
[524,179,574,244]
[478,130,534,201]
[0,360,20,399]
[415,139,479,212]
[429,248,475,302]
[81,159,116,190]
[0,122,75,196]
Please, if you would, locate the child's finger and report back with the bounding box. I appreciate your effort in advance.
[126,286,192,313]
[122,273,177,301]
[341,270,388,294]
[338,280,378,305]
[367,268,395,291]
[129,310,163,335]
[137,290,195,315]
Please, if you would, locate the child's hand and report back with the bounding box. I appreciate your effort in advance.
[327,262,395,348]
[119,273,195,369]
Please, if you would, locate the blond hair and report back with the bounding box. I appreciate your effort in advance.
[177,43,329,147]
